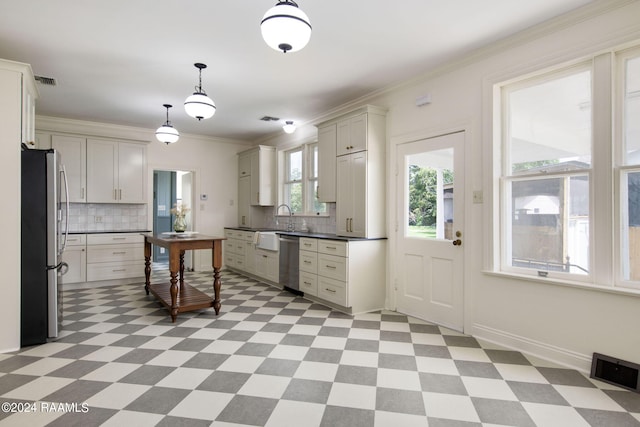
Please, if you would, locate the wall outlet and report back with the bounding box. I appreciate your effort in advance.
[95,216,102,223]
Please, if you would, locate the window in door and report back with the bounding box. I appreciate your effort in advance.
[406,148,454,240]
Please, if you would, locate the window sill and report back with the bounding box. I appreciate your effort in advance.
[482,270,640,298]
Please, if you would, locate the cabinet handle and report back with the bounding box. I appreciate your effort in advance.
[82,188,85,199]
[304,243,312,247]
[304,260,311,264]
[112,237,127,240]
[112,251,126,255]
[303,281,312,285]
[326,246,336,250]
[263,255,268,258]
[324,288,336,293]
[119,189,122,200]
[349,218,353,232]
[112,269,126,272]
[325,265,336,269]
[346,218,349,231]
[114,189,117,200]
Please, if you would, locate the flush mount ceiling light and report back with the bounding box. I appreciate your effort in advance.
[155,104,180,145]
[261,0,312,53]
[184,63,216,120]
[283,120,296,134]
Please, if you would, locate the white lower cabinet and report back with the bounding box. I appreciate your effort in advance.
[255,248,279,283]
[224,229,278,284]
[299,237,386,313]
[60,234,86,284]
[86,233,144,281]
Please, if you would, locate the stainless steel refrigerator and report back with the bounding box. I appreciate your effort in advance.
[21,145,69,346]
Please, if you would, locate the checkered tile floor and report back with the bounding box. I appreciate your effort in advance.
[1,269,639,426]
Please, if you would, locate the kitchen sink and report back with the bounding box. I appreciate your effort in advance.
[255,231,279,251]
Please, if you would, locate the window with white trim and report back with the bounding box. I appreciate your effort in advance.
[282,143,327,215]
[497,45,640,289]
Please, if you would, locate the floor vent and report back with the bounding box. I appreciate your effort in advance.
[591,352,640,393]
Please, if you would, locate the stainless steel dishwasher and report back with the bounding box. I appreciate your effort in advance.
[279,235,301,295]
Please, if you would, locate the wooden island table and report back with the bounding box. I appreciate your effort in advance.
[143,233,226,322]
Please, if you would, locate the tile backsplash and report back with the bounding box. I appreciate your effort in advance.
[65,203,147,232]
[261,203,337,234]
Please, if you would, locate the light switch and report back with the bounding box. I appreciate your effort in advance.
[473,191,483,204]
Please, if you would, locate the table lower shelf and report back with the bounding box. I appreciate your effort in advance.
[148,282,215,314]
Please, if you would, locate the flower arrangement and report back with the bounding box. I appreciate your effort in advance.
[170,203,190,232]
[170,203,190,218]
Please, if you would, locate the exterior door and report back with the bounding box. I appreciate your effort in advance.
[395,131,465,331]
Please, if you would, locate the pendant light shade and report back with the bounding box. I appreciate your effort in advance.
[156,104,179,145]
[261,1,311,53]
[283,120,296,134]
[184,63,216,120]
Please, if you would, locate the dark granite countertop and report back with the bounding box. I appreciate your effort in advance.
[224,227,386,241]
[69,230,151,235]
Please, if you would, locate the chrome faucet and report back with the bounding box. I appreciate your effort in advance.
[276,204,294,231]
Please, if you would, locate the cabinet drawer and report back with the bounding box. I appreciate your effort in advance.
[300,238,317,252]
[299,250,318,274]
[225,240,245,255]
[318,240,348,257]
[66,234,86,246]
[87,262,143,281]
[87,244,144,263]
[234,255,247,270]
[239,231,256,242]
[317,253,347,281]
[299,271,318,296]
[317,276,347,306]
[87,233,144,245]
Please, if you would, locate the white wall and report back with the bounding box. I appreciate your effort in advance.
[370,0,640,371]
[34,117,251,273]
[145,132,248,270]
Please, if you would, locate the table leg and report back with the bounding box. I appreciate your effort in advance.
[144,239,151,295]
[169,269,178,323]
[212,239,223,315]
[213,266,221,315]
[179,250,185,291]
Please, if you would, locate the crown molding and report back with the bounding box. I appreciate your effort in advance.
[35,115,250,146]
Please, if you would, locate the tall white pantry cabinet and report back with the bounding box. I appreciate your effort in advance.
[316,105,387,238]
[2,58,38,352]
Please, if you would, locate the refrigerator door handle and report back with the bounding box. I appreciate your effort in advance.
[59,165,70,255]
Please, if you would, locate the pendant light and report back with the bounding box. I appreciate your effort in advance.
[283,120,296,134]
[155,104,179,144]
[184,63,216,120]
[261,1,312,53]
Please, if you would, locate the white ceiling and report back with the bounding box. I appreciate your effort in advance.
[0,0,596,142]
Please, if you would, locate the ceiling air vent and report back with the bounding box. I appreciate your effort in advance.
[260,116,280,122]
[34,75,57,86]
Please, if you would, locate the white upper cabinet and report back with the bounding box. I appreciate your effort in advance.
[318,105,387,238]
[0,59,38,148]
[336,113,368,156]
[87,139,146,203]
[317,123,337,203]
[238,145,276,207]
[52,135,86,203]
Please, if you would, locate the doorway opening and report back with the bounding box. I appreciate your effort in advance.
[153,169,195,268]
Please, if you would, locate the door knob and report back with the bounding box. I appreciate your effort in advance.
[452,239,462,246]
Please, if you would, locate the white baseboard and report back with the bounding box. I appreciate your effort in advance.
[471,323,592,373]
